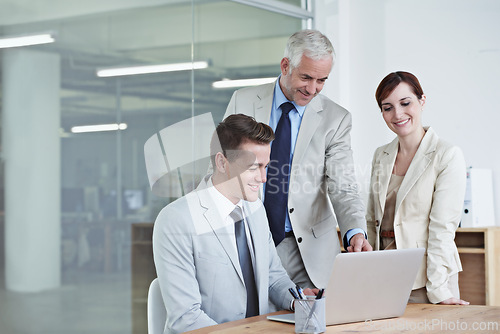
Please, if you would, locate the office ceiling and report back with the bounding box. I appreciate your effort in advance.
[0,0,302,130]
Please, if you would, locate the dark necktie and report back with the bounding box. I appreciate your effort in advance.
[264,102,294,245]
[230,207,259,317]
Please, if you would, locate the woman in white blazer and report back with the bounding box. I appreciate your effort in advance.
[366,71,469,305]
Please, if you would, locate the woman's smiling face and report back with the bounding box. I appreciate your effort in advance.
[381,82,426,138]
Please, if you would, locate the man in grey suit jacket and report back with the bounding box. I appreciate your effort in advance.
[224,30,372,289]
[153,114,311,334]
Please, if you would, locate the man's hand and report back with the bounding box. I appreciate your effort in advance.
[303,288,319,296]
[439,297,469,305]
[292,288,320,310]
[346,233,373,252]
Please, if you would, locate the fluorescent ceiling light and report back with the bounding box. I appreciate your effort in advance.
[212,77,276,89]
[96,61,209,77]
[71,123,128,134]
[0,33,55,49]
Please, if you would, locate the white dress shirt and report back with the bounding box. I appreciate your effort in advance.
[207,177,256,268]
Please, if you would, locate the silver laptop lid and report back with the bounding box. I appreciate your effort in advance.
[325,248,425,325]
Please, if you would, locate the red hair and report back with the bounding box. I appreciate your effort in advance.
[375,71,424,109]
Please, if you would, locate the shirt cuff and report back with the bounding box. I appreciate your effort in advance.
[345,228,366,247]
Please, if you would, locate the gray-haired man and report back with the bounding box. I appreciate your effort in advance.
[224,29,372,290]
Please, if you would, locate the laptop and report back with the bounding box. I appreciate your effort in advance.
[267,248,425,326]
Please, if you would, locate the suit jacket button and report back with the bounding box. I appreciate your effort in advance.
[297,237,302,243]
[375,220,380,227]
[289,208,294,213]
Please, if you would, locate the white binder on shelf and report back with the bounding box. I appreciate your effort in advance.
[461,167,496,228]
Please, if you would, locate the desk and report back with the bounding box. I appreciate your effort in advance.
[184,304,500,333]
[131,225,500,333]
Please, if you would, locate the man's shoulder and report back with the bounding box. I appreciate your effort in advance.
[155,195,186,220]
[162,194,190,211]
[154,192,200,230]
[232,82,275,98]
[313,94,350,117]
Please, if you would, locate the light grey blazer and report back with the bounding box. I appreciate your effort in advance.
[152,175,295,334]
[224,80,367,288]
[366,127,465,303]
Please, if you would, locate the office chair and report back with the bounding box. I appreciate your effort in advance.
[148,278,167,334]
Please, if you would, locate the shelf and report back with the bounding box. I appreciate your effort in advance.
[457,227,491,232]
[132,241,153,245]
[457,247,485,254]
[131,223,157,334]
[133,298,148,304]
[455,227,500,306]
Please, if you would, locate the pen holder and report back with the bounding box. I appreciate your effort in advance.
[294,297,326,334]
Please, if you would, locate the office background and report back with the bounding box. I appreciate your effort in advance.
[0,0,498,333]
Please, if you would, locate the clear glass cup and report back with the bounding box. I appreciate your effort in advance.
[294,297,326,333]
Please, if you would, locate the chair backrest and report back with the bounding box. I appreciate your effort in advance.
[148,278,167,334]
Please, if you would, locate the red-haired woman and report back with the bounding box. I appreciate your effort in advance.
[366,71,469,305]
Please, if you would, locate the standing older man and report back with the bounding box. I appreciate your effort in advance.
[224,29,372,290]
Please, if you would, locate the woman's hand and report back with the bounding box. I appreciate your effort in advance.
[439,297,469,305]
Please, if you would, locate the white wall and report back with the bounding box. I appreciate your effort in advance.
[317,0,500,225]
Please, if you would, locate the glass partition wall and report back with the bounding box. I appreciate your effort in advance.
[0,0,310,332]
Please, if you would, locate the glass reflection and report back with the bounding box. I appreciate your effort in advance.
[0,0,304,333]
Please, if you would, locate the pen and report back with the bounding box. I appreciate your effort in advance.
[316,288,325,300]
[296,285,306,299]
[289,287,300,300]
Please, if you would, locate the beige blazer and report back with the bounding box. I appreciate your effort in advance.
[153,175,295,334]
[224,80,366,288]
[366,127,466,303]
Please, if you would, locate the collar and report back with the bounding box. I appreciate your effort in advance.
[273,75,306,117]
[207,177,244,223]
[383,126,437,155]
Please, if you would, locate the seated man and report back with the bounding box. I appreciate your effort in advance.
[153,114,311,334]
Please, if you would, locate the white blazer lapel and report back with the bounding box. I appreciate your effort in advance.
[376,139,398,216]
[292,97,322,165]
[253,82,274,124]
[395,129,438,214]
[252,82,274,199]
[243,203,266,294]
[196,180,245,284]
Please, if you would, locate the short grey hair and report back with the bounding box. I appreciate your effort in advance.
[284,29,335,70]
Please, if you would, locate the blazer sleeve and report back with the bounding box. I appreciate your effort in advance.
[267,229,296,310]
[324,111,367,245]
[153,205,217,333]
[366,150,379,248]
[426,145,466,303]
